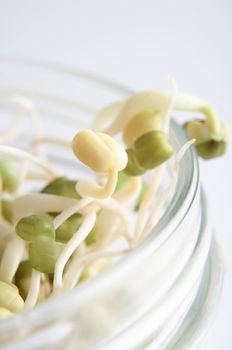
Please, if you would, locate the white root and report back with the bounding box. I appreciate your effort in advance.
[24,269,41,309]
[0,94,44,187]
[25,170,53,181]
[141,139,195,240]
[53,198,93,230]
[0,145,59,178]
[105,91,170,135]
[0,114,21,144]
[0,237,25,283]
[13,193,78,222]
[76,168,118,199]
[95,197,132,244]
[30,137,71,151]
[105,77,177,136]
[134,164,165,243]
[0,93,41,143]
[95,197,129,230]
[63,248,130,290]
[174,92,222,137]
[114,176,142,204]
[53,209,96,291]
[92,100,125,132]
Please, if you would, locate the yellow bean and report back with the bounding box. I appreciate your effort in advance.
[72,130,114,173]
[0,281,24,313]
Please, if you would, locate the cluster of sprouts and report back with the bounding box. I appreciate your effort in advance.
[0,82,229,319]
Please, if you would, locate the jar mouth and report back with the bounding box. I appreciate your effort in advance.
[0,57,199,333]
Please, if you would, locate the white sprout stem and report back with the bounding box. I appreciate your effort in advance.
[6,92,47,163]
[174,92,221,137]
[0,94,45,167]
[115,229,133,247]
[154,91,223,139]
[173,139,196,172]
[30,137,71,151]
[61,243,88,289]
[105,78,176,137]
[53,197,93,230]
[25,170,53,181]
[134,165,165,243]
[76,168,118,199]
[0,114,21,144]
[142,178,177,240]
[63,248,130,290]
[18,134,71,188]
[0,94,42,136]
[104,87,222,138]
[114,176,142,204]
[95,197,132,244]
[92,100,125,132]
[0,146,59,178]
[105,91,169,135]
[63,265,85,290]
[24,269,41,309]
[141,139,195,239]
[0,93,41,145]
[95,197,129,229]
[12,193,78,222]
[40,274,52,299]
[53,210,97,291]
[14,161,30,196]
[0,237,25,283]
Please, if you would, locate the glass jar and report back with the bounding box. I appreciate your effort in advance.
[0,58,224,350]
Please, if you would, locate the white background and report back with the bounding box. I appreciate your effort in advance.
[0,0,231,348]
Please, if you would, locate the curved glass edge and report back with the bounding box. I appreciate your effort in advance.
[140,190,222,350]
[85,188,211,350]
[0,56,134,96]
[167,236,224,350]
[0,57,200,333]
[138,236,224,350]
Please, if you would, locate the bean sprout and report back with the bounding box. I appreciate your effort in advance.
[0,80,228,318]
